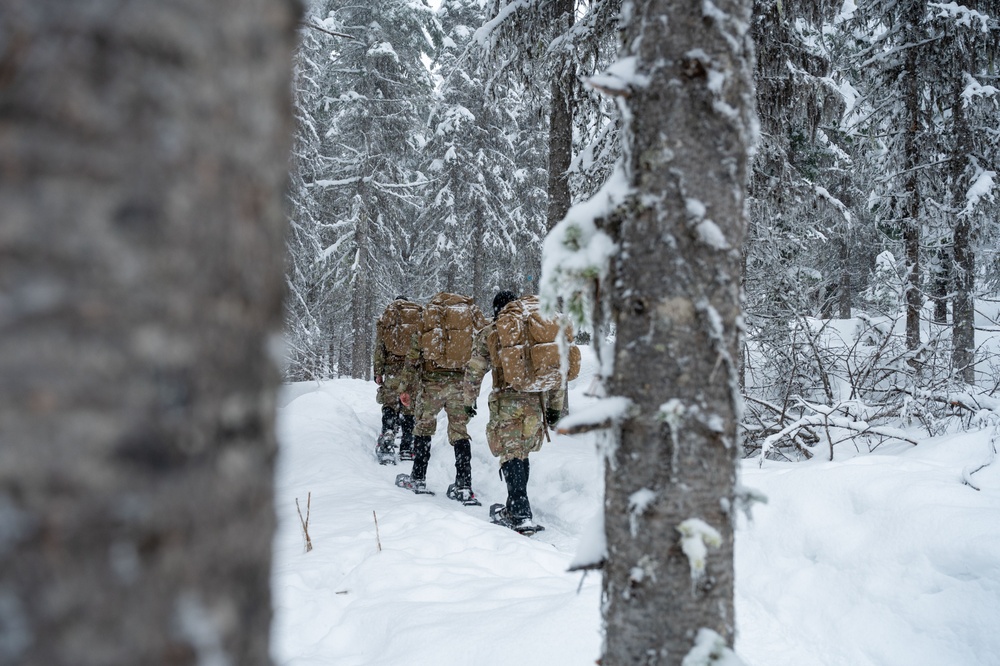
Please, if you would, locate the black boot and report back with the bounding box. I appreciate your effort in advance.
[490,458,540,533]
[398,414,415,460]
[395,435,433,494]
[446,439,480,506]
[410,435,432,483]
[502,458,532,522]
[380,405,399,435]
[375,406,399,465]
[453,439,472,488]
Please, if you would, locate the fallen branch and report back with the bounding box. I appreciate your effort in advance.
[567,557,605,573]
[556,418,612,436]
[759,398,918,465]
[296,492,313,553]
[300,20,355,40]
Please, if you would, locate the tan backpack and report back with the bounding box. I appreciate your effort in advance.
[377,299,424,358]
[420,292,488,370]
[494,295,581,392]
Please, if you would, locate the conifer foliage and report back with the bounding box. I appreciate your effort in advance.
[285,0,1000,465]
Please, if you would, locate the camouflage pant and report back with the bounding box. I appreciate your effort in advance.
[486,391,547,463]
[376,362,415,416]
[413,371,470,442]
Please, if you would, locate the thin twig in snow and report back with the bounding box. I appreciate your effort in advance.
[296,492,313,552]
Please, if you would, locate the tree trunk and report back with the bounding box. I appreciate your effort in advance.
[0,1,298,664]
[350,202,372,379]
[903,0,925,354]
[931,244,950,325]
[838,237,853,319]
[545,0,575,231]
[472,210,485,307]
[950,80,976,384]
[602,0,754,663]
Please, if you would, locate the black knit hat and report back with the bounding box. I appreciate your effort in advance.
[492,290,518,319]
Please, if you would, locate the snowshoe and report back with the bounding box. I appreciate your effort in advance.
[489,503,544,536]
[398,447,415,462]
[446,483,482,507]
[395,473,434,495]
[375,432,397,465]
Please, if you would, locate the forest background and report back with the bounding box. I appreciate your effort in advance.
[1,0,996,663]
[287,0,1000,461]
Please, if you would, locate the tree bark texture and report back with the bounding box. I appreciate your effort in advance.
[903,0,925,354]
[0,1,299,664]
[838,237,852,319]
[603,0,755,664]
[350,196,373,379]
[950,79,976,384]
[545,0,575,232]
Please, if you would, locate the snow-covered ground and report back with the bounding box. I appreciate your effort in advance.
[271,350,1000,666]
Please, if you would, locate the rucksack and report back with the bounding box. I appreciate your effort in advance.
[494,295,581,392]
[377,299,424,358]
[420,292,488,371]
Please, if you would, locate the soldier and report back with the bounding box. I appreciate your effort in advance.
[395,292,487,505]
[373,296,420,464]
[464,291,564,535]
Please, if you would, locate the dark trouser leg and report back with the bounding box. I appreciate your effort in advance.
[411,435,432,482]
[453,439,472,489]
[399,414,415,454]
[501,458,531,521]
[380,405,398,435]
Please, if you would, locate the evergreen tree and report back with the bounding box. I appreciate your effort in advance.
[478,0,623,233]
[287,0,442,379]
[286,18,346,380]
[422,0,529,307]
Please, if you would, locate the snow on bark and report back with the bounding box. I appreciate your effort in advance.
[681,628,747,666]
[628,488,658,537]
[677,518,723,582]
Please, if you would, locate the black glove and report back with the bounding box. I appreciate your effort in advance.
[545,408,561,428]
[465,404,477,418]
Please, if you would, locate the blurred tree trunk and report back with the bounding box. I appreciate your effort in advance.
[0,1,299,664]
[602,0,754,663]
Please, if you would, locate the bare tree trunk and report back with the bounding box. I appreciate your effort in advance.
[472,211,485,307]
[931,244,950,325]
[903,0,925,354]
[350,202,372,379]
[0,1,298,664]
[838,237,853,319]
[602,0,755,663]
[951,80,976,384]
[545,0,574,231]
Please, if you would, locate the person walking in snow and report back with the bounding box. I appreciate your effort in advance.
[373,296,421,464]
[464,291,565,535]
[395,292,488,505]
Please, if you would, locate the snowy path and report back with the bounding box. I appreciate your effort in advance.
[270,363,1000,666]
[270,376,604,666]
